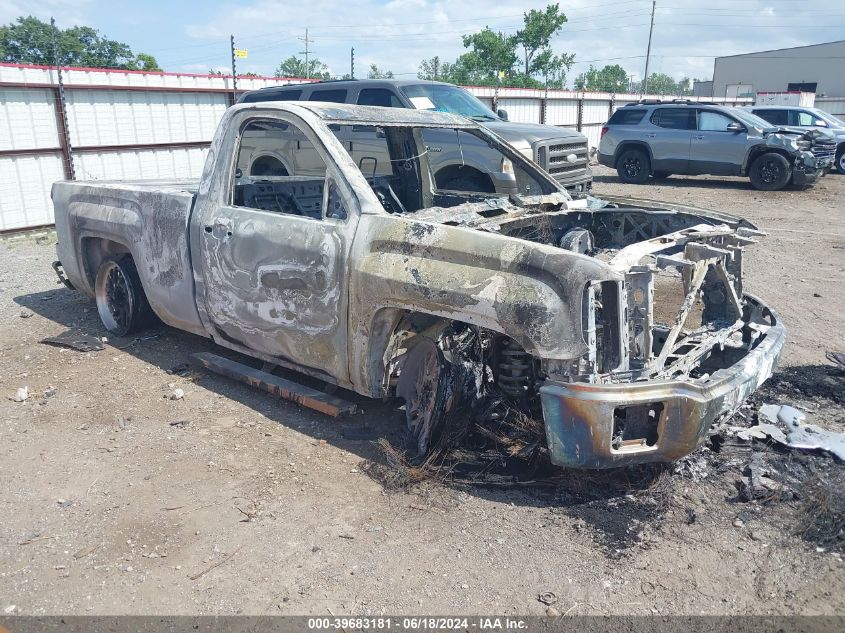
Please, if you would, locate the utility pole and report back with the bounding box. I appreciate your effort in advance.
[50,17,74,180]
[641,0,656,97]
[230,34,238,99]
[350,47,355,79]
[299,28,314,79]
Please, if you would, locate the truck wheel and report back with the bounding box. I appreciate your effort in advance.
[837,147,845,173]
[749,152,791,191]
[616,148,650,184]
[396,338,451,455]
[94,256,155,336]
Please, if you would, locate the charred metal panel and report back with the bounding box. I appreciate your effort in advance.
[51,179,205,335]
[348,213,622,395]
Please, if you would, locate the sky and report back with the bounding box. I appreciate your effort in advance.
[1,0,843,84]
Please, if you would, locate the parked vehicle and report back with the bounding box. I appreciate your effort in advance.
[239,79,593,193]
[52,102,784,469]
[744,105,845,173]
[598,101,835,190]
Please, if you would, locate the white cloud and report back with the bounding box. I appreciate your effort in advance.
[0,0,91,27]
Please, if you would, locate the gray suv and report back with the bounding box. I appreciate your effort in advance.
[240,79,592,193]
[598,101,836,190]
[744,105,845,173]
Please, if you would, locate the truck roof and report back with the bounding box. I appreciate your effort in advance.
[232,100,477,128]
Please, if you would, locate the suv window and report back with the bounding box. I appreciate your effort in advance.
[357,88,403,108]
[697,110,735,132]
[650,108,695,130]
[309,89,348,103]
[791,110,817,126]
[753,109,788,126]
[608,109,647,125]
[242,89,301,103]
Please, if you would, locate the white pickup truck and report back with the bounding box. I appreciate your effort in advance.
[52,101,785,468]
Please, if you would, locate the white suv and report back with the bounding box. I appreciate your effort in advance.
[745,106,845,173]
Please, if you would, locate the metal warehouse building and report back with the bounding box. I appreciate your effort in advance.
[712,40,845,99]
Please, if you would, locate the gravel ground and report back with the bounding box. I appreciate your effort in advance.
[0,167,843,616]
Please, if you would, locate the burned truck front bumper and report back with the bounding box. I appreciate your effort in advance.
[539,296,785,469]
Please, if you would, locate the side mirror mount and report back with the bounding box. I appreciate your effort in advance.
[497,108,509,121]
[726,122,745,133]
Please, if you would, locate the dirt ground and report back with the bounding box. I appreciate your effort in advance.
[1,166,843,617]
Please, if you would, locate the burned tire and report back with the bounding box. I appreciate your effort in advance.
[616,148,650,184]
[396,338,452,455]
[94,256,155,336]
[749,152,791,191]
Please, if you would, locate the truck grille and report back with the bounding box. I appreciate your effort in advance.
[812,140,837,162]
[537,139,589,181]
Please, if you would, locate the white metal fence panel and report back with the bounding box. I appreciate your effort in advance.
[0,87,59,150]
[73,146,207,181]
[0,154,64,230]
[496,98,542,124]
[545,99,578,126]
[66,90,227,146]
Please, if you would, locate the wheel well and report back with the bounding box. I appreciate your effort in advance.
[434,165,495,192]
[613,142,653,168]
[744,147,792,174]
[81,237,131,287]
[365,308,536,402]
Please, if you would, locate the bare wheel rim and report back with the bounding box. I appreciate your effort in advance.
[396,339,446,454]
[623,155,642,179]
[757,159,781,184]
[96,262,134,333]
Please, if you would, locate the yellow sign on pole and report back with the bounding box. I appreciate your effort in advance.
[234,48,248,58]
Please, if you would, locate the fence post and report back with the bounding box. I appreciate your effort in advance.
[576,93,584,132]
[609,93,615,121]
[50,17,75,180]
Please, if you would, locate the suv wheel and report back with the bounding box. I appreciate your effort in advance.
[749,152,791,191]
[616,148,650,184]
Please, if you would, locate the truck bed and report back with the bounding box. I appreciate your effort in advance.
[52,178,206,335]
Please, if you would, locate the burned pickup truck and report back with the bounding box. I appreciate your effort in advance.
[51,102,785,468]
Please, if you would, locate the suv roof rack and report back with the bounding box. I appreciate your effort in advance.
[625,98,703,106]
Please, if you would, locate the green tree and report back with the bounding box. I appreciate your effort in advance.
[367,63,394,79]
[532,50,575,89]
[417,5,575,88]
[0,16,159,70]
[274,55,330,80]
[575,64,629,92]
[461,28,518,84]
[418,56,442,81]
[515,4,568,83]
[644,72,677,95]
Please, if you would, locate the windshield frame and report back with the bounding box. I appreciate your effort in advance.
[811,108,845,128]
[400,83,500,121]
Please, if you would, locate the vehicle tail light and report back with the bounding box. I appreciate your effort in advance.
[600,126,609,140]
